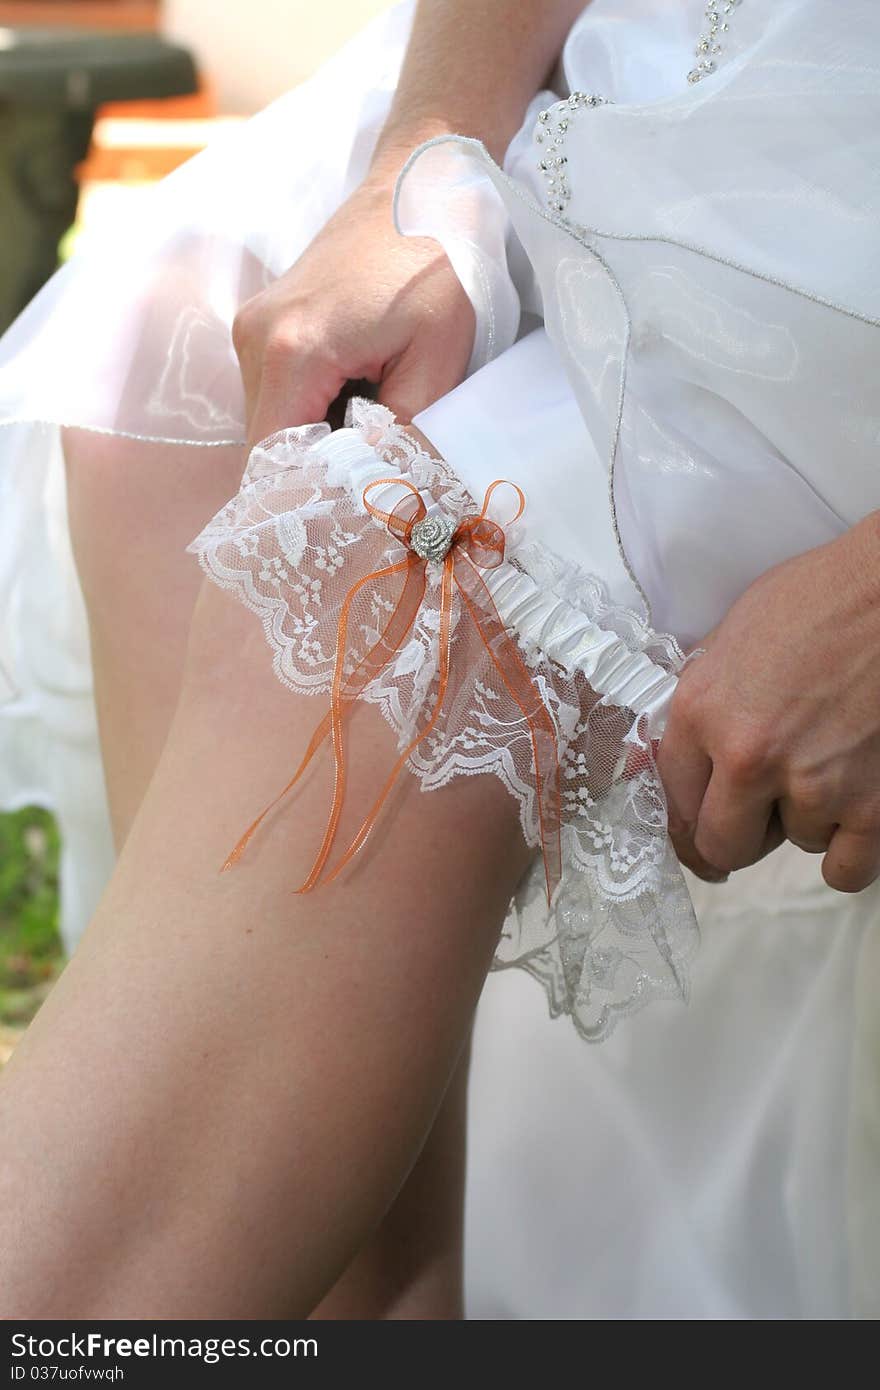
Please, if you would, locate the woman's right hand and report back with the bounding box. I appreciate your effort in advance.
[231,170,476,447]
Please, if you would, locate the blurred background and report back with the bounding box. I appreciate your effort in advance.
[0,0,393,1060]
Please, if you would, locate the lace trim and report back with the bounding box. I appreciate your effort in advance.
[188,400,698,1041]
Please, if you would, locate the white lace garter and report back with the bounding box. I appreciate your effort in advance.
[188,399,698,1040]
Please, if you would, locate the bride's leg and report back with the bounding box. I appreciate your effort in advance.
[309,1038,471,1321]
[0,563,531,1318]
[17,431,498,1319]
[63,430,249,846]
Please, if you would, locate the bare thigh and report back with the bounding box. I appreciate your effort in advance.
[0,567,533,1317]
[57,429,492,1317]
[64,429,249,845]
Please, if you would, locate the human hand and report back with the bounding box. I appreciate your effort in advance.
[231,172,475,447]
[657,511,880,892]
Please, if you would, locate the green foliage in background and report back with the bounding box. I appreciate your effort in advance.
[0,807,65,1027]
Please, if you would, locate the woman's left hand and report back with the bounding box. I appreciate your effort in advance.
[657,510,880,892]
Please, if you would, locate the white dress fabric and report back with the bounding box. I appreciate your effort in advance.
[1,0,879,1316]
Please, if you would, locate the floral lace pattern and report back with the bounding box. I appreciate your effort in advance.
[188,400,698,1040]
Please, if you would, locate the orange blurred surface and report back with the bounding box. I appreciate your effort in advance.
[0,2,158,29]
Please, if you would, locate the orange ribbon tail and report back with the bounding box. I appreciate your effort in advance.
[222,477,563,906]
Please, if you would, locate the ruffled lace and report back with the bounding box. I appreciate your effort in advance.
[188,400,698,1040]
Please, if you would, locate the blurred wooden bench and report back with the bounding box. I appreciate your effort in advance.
[0,2,159,31]
[0,21,199,325]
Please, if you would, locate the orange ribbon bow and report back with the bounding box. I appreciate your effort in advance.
[222,476,563,905]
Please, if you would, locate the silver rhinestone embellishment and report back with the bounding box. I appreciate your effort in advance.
[688,0,742,83]
[533,91,610,217]
[536,3,744,212]
[409,514,456,563]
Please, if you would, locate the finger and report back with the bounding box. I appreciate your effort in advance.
[685,802,784,883]
[656,714,711,828]
[776,795,835,854]
[232,302,346,446]
[693,770,776,873]
[655,717,718,878]
[377,338,469,424]
[656,693,711,818]
[247,357,345,449]
[822,825,880,893]
[626,727,722,882]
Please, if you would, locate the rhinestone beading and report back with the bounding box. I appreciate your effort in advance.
[534,1,745,216]
[409,513,456,563]
[534,93,610,214]
[688,0,743,84]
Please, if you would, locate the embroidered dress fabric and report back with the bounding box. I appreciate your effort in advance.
[0,0,879,1047]
[397,0,880,642]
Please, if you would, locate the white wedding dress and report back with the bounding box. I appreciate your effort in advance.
[1,0,878,1317]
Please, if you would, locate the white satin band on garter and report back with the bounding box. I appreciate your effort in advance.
[310,416,679,735]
